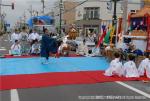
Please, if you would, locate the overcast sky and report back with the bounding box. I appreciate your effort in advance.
[2,0,59,27]
[1,0,141,28]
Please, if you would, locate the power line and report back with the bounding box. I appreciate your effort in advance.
[55,0,89,17]
[53,0,148,17]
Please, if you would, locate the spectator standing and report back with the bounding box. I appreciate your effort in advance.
[20,27,29,55]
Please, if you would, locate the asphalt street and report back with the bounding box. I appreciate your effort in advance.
[0,34,150,101]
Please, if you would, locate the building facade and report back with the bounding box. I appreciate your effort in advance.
[53,0,78,32]
[75,0,142,36]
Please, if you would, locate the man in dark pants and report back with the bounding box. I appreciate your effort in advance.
[41,28,58,64]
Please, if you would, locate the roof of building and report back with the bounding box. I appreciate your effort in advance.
[131,6,150,18]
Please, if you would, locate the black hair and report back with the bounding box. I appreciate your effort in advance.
[128,54,135,61]
[88,50,92,54]
[114,52,120,58]
[15,29,18,32]
[83,39,86,42]
[144,52,149,58]
[57,40,63,47]
[43,28,48,33]
[22,26,26,30]
[15,40,18,43]
[29,29,33,34]
[33,39,38,43]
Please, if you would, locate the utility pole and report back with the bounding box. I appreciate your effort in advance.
[0,0,2,30]
[122,0,128,36]
[59,0,63,36]
[112,0,120,45]
[41,0,45,15]
[23,11,26,26]
[29,5,33,17]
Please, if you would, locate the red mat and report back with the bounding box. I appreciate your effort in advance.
[0,71,149,90]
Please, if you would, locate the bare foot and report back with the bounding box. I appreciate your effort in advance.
[142,80,149,83]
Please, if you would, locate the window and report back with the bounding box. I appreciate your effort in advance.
[84,7,100,20]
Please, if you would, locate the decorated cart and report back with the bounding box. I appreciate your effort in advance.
[125,6,150,52]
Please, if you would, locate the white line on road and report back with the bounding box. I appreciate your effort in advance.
[4,40,8,41]
[0,47,5,48]
[116,81,150,99]
[11,89,20,101]
[0,49,6,51]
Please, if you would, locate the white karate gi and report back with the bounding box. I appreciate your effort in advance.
[28,32,40,42]
[138,58,149,76]
[146,63,150,78]
[123,61,139,78]
[11,33,21,43]
[104,58,123,76]
[31,43,40,54]
[76,42,89,56]
[138,58,150,78]
[11,44,21,55]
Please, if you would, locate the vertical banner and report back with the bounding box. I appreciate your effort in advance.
[110,26,115,45]
[146,15,150,51]
[118,18,123,43]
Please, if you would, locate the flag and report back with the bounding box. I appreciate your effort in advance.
[104,29,111,44]
[96,27,107,48]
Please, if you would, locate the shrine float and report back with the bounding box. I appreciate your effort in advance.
[124,6,150,52]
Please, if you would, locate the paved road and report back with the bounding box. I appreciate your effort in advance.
[0,82,150,101]
[0,34,150,101]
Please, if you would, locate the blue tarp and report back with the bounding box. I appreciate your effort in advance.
[27,16,54,28]
[0,57,109,75]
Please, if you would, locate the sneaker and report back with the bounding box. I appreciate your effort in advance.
[42,62,49,64]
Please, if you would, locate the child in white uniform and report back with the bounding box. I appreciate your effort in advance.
[11,40,21,55]
[123,54,139,78]
[104,52,123,77]
[76,39,89,56]
[11,29,21,43]
[31,39,40,55]
[138,53,149,76]
[138,53,150,80]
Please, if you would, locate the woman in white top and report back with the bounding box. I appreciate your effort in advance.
[11,40,21,55]
[28,29,40,43]
[104,52,123,77]
[11,29,21,43]
[123,54,139,78]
